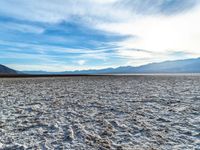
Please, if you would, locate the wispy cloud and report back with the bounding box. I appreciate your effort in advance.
[77,60,86,65]
[115,0,198,15]
[0,0,123,23]
[0,0,200,71]
[97,3,200,64]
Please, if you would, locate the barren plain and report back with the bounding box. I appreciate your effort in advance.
[0,75,200,150]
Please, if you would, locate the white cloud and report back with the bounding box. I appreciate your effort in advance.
[96,5,200,65]
[1,0,200,71]
[0,0,126,23]
[77,60,86,65]
[7,64,114,72]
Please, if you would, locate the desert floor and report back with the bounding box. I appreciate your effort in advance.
[0,75,200,150]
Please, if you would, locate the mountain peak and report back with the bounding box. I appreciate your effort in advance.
[0,64,17,74]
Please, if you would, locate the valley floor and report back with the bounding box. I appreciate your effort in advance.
[0,76,200,150]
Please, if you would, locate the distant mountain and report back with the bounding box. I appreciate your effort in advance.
[131,57,200,73]
[22,71,58,75]
[23,57,200,74]
[0,64,17,74]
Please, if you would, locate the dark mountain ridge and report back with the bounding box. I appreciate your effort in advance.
[0,64,17,74]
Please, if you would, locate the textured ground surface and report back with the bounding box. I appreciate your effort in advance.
[0,75,200,150]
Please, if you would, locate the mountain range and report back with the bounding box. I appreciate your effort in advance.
[23,57,200,74]
[0,64,17,74]
[1,57,200,75]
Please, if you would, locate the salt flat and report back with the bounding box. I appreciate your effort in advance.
[0,76,200,150]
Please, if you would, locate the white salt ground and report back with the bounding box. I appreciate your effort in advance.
[0,75,200,150]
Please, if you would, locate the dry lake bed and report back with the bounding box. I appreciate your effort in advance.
[0,75,200,150]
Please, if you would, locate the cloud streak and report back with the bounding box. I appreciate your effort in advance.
[0,0,200,71]
[115,0,198,15]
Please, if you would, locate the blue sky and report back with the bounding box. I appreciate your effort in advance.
[0,0,200,71]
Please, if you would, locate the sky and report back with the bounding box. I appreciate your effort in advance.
[0,0,200,71]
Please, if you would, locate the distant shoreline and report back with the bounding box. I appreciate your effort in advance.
[0,74,105,78]
[1,73,200,78]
